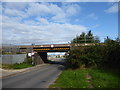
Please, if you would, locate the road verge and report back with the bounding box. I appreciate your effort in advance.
[0,64,50,78]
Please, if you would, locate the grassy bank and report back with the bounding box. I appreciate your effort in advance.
[89,69,120,88]
[50,68,120,88]
[1,63,33,69]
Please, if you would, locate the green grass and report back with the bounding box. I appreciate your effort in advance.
[11,63,33,69]
[89,69,120,88]
[50,69,90,88]
[1,63,33,69]
[50,68,120,88]
[2,52,27,55]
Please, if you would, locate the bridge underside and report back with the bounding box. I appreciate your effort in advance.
[33,46,70,63]
[19,46,70,63]
[37,52,48,63]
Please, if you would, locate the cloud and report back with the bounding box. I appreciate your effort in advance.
[104,3,118,13]
[3,2,81,23]
[23,20,40,25]
[2,0,120,2]
[27,3,51,16]
[2,2,87,44]
[4,8,27,18]
[38,18,49,24]
[86,13,98,20]
[27,3,81,23]
[51,13,66,23]
[2,15,87,44]
[62,3,81,16]
[23,3,66,22]
[3,2,28,10]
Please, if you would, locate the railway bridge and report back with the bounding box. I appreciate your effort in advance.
[19,43,95,63]
[20,44,71,63]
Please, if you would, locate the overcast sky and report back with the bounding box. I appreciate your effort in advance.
[1,2,118,45]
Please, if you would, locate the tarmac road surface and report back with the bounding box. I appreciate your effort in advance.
[2,64,64,88]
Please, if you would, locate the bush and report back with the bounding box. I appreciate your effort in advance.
[66,39,120,70]
[103,39,120,69]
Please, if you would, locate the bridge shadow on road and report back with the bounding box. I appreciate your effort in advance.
[57,65,65,71]
[48,61,65,71]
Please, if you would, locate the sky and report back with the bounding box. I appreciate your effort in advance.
[1,2,119,45]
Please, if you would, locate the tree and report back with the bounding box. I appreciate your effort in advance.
[94,36,100,43]
[79,32,86,43]
[86,30,94,43]
[116,37,120,42]
[104,36,111,43]
[71,30,100,44]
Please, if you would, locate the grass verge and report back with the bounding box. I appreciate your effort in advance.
[50,68,120,88]
[1,63,33,69]
[50,69,90,88]
[89,68,120,88]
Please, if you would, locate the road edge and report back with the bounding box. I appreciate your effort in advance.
[1,64,50,79]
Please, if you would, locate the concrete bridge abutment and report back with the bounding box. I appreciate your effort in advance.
[38,52,49,63]
[33,53,44,65]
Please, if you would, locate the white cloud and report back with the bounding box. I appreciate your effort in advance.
[86,13,98,20]
[26,3,67,22]
[51,13,66,23]
[4,2,28,10]
[3,2,81,23]
[26,3,81,23]
[27,3,51,16]
[2,15,22,23]
[2,0,120,2]
[52,3,81,22]
[104,3,118,13]
[2,2,87,44]
[39,18,49,24]
[2,16,87,44]
[3,8,27,18]
[23,20,40,25]
[63,3,81,16]
[30,3,62,22]
[49,3,64,15]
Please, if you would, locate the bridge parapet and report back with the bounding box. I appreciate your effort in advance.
[33,44,71,47]
[19,43,101,50]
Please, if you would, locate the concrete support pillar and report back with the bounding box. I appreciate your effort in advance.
[38,52,48,63]
[33,53,44,65]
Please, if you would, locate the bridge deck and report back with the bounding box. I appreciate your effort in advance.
[33,46,70,52]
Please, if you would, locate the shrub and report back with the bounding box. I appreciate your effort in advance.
[66,39,120,70]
